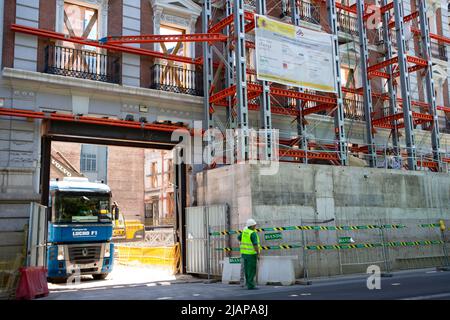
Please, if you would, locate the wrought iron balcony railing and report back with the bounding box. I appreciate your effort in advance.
[337,12,359,37]
[343,98,365,121]
[44,45,121,84]
[150,64,203,96]
[281,0,320,25]
[298,0,321,25]
[430,42,448,61]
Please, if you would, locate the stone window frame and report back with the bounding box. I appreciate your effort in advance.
[55,0,108,39]
[150,0,202,64]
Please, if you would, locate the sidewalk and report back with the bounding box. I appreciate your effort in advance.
[48,265,206,292]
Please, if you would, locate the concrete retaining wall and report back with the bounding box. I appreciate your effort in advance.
[197,163,450,277]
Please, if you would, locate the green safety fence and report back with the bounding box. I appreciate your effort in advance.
[209,222,444,236]
[418,224,441,228]
[215,240,444,252]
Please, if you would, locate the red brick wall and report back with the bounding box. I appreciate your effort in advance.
[108,0,123,37]
[107,146,145,221]
[50,142,145,221]
[140,0,153,88]
[37,0,56,72]
[108,0,123,80]
[2,0,16,68]
[50,142,82,180]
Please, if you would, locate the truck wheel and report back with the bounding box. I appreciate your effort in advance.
[92,273,109,280]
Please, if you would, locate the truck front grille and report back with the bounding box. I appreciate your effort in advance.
[68,245,101,264]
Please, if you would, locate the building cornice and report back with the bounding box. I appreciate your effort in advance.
[2,67,203,112]
[149,0,202,18]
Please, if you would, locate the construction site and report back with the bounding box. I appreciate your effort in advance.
[0,0,450,300]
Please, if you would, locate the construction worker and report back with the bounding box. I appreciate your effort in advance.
[112,201,120,226]
[238,218,260,290]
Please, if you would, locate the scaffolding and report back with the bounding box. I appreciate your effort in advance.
[3,0,450,171]
[198,0,450,170]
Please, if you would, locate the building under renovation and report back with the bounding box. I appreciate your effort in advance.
[1,0,450,279]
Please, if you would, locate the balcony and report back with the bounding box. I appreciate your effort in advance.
[298,1,320,25]
[150,64,203,96]
[281,0,320,26]
[343,98,365,121]
[337,12,359,37]
[44,45,121,84]
[430,42,448,61]
[244,0,256,8]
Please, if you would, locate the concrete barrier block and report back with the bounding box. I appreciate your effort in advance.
[257,256,297,286]
[221,258,241,284]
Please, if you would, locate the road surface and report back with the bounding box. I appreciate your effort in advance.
[42,267,450,300]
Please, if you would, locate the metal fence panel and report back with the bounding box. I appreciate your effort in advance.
[208,217,450,279]
[27,203,47,267]
[382,218,449,271]
[207,205,229,277]
[186,205,228,275]
[186,206,206,274]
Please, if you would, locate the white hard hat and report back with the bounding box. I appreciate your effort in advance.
[246,218,257,227]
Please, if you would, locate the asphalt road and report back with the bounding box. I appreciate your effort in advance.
[42,268,450,300]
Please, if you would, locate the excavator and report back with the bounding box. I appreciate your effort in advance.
[111,205,145,241]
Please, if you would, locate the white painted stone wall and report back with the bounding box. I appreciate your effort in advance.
[14,0,39,72]
[122,0,141,87]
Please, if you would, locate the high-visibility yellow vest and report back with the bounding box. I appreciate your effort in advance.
[240,227,260,255]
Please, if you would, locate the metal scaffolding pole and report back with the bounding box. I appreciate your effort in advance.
[234,0,250,161]
[290,0,307,153]
[356,0,376,167]
[225,0,237,129]
[328,0,348,166]
[202,0,216,168]
[418,0,442,170]
[257,0,273,161]
[393,0,417,170]
[202,0,214,131]
[381,0,400,156]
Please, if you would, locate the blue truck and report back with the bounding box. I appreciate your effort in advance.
[47,177,114,282]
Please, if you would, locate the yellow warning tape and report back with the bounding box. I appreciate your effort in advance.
[215,240,445,251]
[210,223,406,236]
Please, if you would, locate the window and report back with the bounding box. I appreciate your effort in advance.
[167,159,173,184]
[80,153,97,172]
[60,2,100,74]
[63,2,99,45]
[341,66,363,120]
[167,192,174,216]
[153,200,159,219]
[156,25,193,92]
[150,162,158,188]
[53,192,111,224]
[159,25,187,58]
[341,66,355,89]
[145,202,153,219]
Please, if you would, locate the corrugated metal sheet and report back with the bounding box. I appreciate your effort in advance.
[186,205,228,276]
[207,205,229,276]
[186,206,206,274]
[28,203,47,267]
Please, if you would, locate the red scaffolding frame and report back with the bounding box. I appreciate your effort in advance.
[4,0,450,169]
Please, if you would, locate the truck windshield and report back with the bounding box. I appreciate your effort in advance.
[53,192,112,224]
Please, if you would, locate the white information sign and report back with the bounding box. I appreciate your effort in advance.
[255,14,337,93]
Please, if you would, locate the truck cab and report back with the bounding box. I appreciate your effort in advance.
[47,177,114,282]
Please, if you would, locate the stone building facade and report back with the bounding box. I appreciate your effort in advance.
[1,0,450,263]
